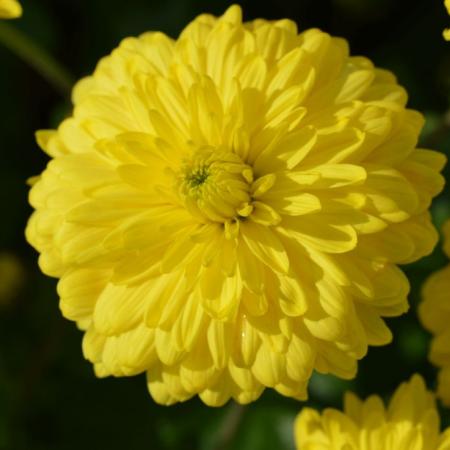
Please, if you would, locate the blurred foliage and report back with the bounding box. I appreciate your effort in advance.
[1,0,450,449]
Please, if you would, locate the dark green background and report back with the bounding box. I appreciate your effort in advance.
[1,0,450,448]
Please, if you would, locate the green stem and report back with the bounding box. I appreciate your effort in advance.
[214,403,246,450]
[0,22,74,98]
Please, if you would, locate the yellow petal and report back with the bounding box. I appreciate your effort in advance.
[280,218,358,254]
[0,0,22,19]
[58,268,110,323]
[207,320,233,369]
[241,221,289,273]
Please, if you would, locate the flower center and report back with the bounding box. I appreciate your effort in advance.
[178,147,254,223]
[186,166,210,188]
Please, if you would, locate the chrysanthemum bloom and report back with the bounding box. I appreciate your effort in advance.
[26,5,446,406]
[444,0,450,40]
[295,374,450,450]
[0,0,22,19]
[419,220,450,406]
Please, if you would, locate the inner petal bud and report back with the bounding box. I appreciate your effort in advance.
[179,147,253,222]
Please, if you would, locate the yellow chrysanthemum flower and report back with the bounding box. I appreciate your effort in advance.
[26,5,446,406]
[444,0,450,40]
[295,374,450,450]
[419,220,450,406]
[0,0,22,19]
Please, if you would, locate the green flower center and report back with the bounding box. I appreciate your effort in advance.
[186,166,209,188]
[178,147,253,223]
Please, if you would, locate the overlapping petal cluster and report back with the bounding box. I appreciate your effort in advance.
[0,0,21,19]
[26,5,445,406]
[420,220,450,405]
[295,375,450,450]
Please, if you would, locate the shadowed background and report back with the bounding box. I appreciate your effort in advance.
[1,0,450,448]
